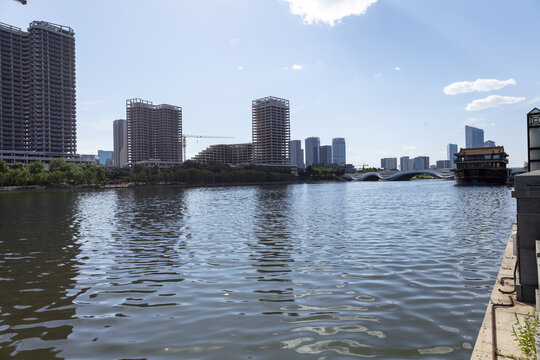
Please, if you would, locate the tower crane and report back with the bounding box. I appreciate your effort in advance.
[181,134,235,162]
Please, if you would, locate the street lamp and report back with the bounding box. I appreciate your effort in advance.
[527,108,540,172]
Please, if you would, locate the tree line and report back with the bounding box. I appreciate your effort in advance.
[298,165,346,180]
[0,159,297,187]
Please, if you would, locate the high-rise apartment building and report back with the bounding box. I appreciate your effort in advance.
[332,138,346,166]
[320,145,332,166]
[436,160,451,169]
[447,143,458,168]
[0,21,76,162]
[252,96,290,165]
[305,137,320,167]
[400,156,410,171]
[289,140,304,169]
[126,99,182,164]
[113,119,128,167]
[413,156,430,170]
[380,158,398,170]
[465,125,484,148]
[407,159,415,171]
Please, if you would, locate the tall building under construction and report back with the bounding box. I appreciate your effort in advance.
[192,143,253,165]
[126,99,182,165]
[0,21,76,163]
[252,96,290,165]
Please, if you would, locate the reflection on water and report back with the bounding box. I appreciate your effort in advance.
[0,181,515,359]
[0,191,81,359]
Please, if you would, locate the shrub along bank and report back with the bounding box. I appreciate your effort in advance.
[0,159,296,188]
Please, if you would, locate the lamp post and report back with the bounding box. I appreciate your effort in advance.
[527,108,540,172]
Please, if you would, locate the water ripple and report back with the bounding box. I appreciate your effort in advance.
[0,182,515,359]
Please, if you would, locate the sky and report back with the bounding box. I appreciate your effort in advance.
[2,0,539,167]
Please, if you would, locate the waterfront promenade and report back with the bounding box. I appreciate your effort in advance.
[471,223,535,359]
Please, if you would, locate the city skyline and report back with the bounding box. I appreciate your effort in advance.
[2,1,539,167]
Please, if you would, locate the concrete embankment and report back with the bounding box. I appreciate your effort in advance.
[471,223,535,359]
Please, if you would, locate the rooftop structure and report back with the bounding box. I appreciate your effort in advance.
[0,21,76,163]
[126,99,182,165]
[252,96,290,165]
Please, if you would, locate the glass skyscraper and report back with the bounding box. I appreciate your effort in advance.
[447,143,458,168]
[465,126,484,148]
[305,137,320,167]
[332,138,346,166]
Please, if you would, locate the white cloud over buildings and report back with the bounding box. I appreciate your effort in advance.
[465,95,526,111]
[284,0,378,26]
[443,78,516,95]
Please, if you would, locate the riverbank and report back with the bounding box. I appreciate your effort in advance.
[471,223,535,359]
[0,180,305,192]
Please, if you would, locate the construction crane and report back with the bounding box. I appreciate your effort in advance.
[181,134,234,162]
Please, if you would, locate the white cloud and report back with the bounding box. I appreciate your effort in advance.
[444,78,516,95]
[237,66,244,71]
[394,66,401,71]
[465,95,526,111]
[284,0,378,26]
[373,73,382,78]
[228,38,240,47]
[284,64,304,71]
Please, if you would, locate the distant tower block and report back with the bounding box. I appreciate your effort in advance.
[465,125,484,148]
[126,99,182,164]
[332,138,346,166]
[252,96,290,165]
[305,137,320,167]
[289,140,304,169]
[447,143,458,168]
[113,119,128,167]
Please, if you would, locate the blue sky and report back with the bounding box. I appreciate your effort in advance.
[2,0,539,167]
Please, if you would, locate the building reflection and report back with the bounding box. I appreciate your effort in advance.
[0,191,81,359]
[111,187,188,263]
[249,185,296,309]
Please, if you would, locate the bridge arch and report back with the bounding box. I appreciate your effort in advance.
[343,170,454,181]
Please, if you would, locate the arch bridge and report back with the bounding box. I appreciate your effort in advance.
[343,170,454,181]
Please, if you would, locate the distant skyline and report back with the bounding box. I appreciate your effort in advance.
[2,0,539,167]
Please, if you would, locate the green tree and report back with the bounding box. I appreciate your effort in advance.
[0,160,9,173]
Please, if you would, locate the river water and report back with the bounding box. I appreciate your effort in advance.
[0,180,516,359]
